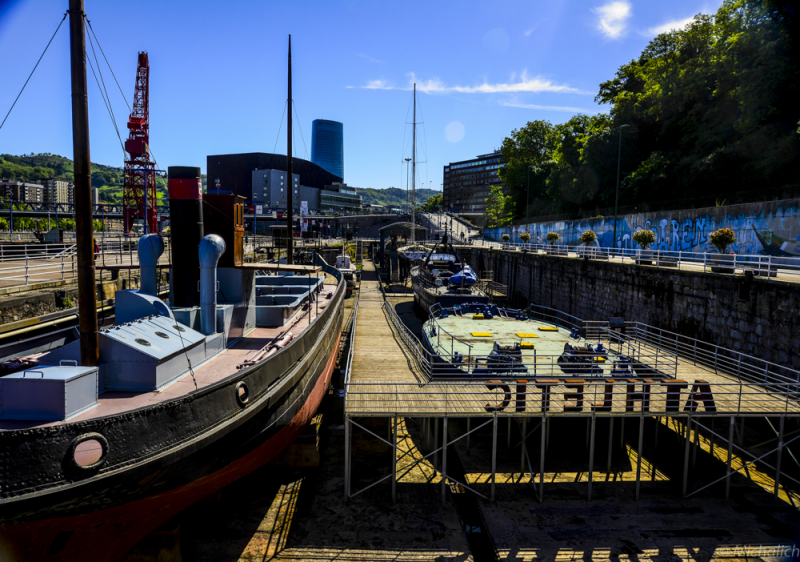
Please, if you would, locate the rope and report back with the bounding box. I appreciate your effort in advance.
[85,18,132,113]
[0,12,67,132]
[292,101,309,160]
[85,22,125,156]
[273,100,287,153]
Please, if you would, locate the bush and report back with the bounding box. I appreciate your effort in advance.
[546,232,559,244]
[709,227,737,253]
[632,229,655,250]
[501,233,510,242]
[579,230,597,245]
[520,232,531,243]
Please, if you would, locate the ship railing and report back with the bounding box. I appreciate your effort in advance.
[583,319,800,393]
[492,242,800,282]
[526,304,583,333]
[426,343,677,379]
[344,379,800,418]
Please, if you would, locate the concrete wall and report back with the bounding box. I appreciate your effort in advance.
[462,248,800,372]
[484,198,800,256]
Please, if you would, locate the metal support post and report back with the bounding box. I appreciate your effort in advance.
[636,414,644,501]
[441,416,448,504]
[434,418,439,469]
[607,418,614,473]
[539,416,546,502]
[739,417,745,447]
[507,417,512,449]
[725,416,734,499]
[392,415,398,503]
[491,415,498,502]
[692,418,700,467]
[521,418,527,474]
[654,416,659,448]
[683,416,692,498]
[426,418,430,451]
[620,417,625,448]
[466,418,471,450]
[344,416,351,501]
[546,416,551,450]
[774,416,785,498]
[588,416,596,501]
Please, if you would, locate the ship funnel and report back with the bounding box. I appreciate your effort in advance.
[199,234,226,335]
[137,234,164,296]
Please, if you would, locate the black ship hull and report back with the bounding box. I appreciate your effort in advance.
[0,278,344,561]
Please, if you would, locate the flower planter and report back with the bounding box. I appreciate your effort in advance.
[710,254,735,274]
[635,249,653,265]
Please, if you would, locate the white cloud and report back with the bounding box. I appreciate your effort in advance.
[347,79,393,90]
[350,71,587,95]
[355,53,384,64]
[500,101,597,113]
[593,1,632,39]
[523,28,535,37]
[645,16,695,36]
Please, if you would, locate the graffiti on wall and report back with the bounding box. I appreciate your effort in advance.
[486,200,800,256]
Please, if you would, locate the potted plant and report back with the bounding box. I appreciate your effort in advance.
[632,229,656,265]
[709,227,737,273]
[501,233,510,248]
[578,230,597,259]
[519,232,531,252]
[546,231,560,255]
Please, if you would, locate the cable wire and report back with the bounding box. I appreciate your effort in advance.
[0,12,67,132]
[85,41,125,156]
[273,100,287,153]
[292,101,309,160]
[85,18,131,113]
[85,24,125,156]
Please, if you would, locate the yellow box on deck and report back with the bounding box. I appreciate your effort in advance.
[520,342,535,349]
[593,356,606,363]
[471,332,493,337]
[473,314,485,319]
[538,327,558,332]
[516,333,539,338]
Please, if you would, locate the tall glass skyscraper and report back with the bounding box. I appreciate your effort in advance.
[311,119,344,179]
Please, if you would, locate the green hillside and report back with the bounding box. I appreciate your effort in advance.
[0,153,208,205]
[358,187,440,208]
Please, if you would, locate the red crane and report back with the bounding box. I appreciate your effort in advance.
[123,52,157,234]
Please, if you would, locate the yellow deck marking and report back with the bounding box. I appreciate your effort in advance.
[538,326,558,331]
[594,356,606,362]
[521,342,535,349]
[516,333,539,338]
[471,332,493,337]
[472,314,485,319]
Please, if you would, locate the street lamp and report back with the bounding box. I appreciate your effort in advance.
[613,124,629,249]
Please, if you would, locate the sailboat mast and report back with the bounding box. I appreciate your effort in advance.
[286,35,293,265]
[411,83,416,245]
[68,0,98,366]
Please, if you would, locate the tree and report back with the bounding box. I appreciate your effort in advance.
[419,193,442,213]
[484,185,513,228]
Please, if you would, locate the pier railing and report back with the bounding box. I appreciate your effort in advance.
[485,241,800,282]
[345,379,800,417]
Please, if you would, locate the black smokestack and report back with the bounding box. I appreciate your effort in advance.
[168,166,204,307]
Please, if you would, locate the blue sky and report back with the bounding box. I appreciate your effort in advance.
[0,0,721,191]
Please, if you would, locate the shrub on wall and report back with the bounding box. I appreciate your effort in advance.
[709,228,737,253]
[546,232,559,244]
[579,230,597,245]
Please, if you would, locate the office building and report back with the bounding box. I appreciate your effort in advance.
[442,151,503,224]
[207,153,342,202]
[311,120,344,178]
[320,183,361,214]
[40,178,72,204]
[0,180,44,203]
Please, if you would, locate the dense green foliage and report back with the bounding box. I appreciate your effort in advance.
[419,192,443,212]
[485,184,514,227]
[0,153,208,205]
[359,187,439,208]
[498,0,800,219]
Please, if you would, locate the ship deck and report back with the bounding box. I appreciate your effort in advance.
[0,283,338,430]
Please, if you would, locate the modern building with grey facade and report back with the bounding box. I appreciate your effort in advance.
[311,120,344,179]
[39,178,72,204]
[442,150,503,224]
[0,180,44,203]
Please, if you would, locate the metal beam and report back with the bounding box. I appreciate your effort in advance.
[392,415,398,503]
[774,416,785,498]
[726,416,734,499]
[588,415,596,501]
[683,416,692,498]
[539,416,546,502]
[491,415,498,502]
[636,414,644,501]
[441,416,448,504]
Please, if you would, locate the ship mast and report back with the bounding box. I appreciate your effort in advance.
[68,0,99,366]
[411,83,416,246]
[286,35,293,265]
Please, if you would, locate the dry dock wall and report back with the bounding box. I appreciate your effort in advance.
[463,248,800,371]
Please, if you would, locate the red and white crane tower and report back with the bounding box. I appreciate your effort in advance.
[123,52,157,234]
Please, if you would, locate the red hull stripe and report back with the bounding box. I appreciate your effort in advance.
[0,330,342,562]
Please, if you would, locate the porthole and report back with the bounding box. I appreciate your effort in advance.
[135,338,151,347]
[173,325,186,333]
[155,331,170,339]
[66,433,108,472]
[235,381,250,407]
